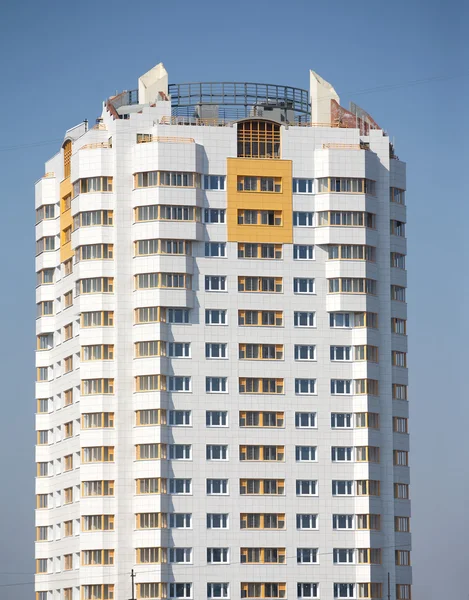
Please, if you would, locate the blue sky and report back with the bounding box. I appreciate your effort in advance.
[0,0,466,598]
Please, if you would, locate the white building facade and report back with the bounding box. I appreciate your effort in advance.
[35,64,411,600]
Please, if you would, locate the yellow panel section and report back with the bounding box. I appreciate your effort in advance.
[60,177,74,263]
[227,158,292,243]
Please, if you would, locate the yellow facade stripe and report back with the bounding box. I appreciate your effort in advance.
[60,176,74,263]
[227,158,293,243]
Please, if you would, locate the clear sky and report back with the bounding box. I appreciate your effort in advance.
[0,0,466,598]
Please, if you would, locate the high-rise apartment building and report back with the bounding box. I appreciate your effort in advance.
[35,64,411,600]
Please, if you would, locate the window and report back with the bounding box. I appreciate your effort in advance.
[169,513,192,529]
[205,242,226,257]
[356,514,381,530]
[207,548,229,564]
[135,171,200,189]
[390,220,406,236]
[36,494,49,509]
[36,525,49,541]
[333,549,354,564]
[135,239,192,256]
[135,205,200,223]
[135,375,165,392]
[295,412,316,428]
[239,378,283,394]
[394,483,410,499]
[330,380,352,395]
[297,548,318,564]
[81,311,114,327]
[82,447,114,463]
[238,276,282,293]
[205,309,227,325]
[328,245,376,261]
[135,478,166,495]
[135,273,191,290]
[37,333,53,351]
[73,176,113,195]
[37,430,49,446]
[238,243,282,259]
[63,323,73,340]
[206,377,228,393]
[81,413,113,432]
[293,244,314,260]
[36,204,56,223]
[167,343,191,358]
[168,583,192,599]
[334,583,355,599]
[394,417,408,434]
[205,275,227,291]
[207,514,229,529]
[392,318,407,335]
[355,446,380,463]
[296,480,317,496]
[81,379,114,395]
[36,300,54,317]
[168,410,191,426]
[237,209,282,226]
[73,210,113,229]
[81,549,115,566]
[169,479,192,495]
[136,548,166,564]
[206,411,228,427]
[136,583,165,599]
[395,516,410,532]
[293,178,313,193]
[333,515,354,530]
[36,367,49,382]
[206,445,228,460]
[240,513,285,529]
[204,208,226,223]
[37,268,54,286]
[329,312,351,328]
[241,548,286,564]
[331,414,352,429]
[357,548,382,564]
[167,375,191,392]
[206,343,228,359]
[37,398,49,413]
[240,479,285,496]
[295,379,316,395]
[330,346,351,361]
[354,345,379,362]
[36,559,48,574]
[207,584,229,599]
[36,236,56,255]
[82,585,114,600]
[169,444,191,460]
[82,515,115,532]
[64,520,73,536]
[238,310,283,327]
[239,411,284,428]
[391,252,406,269]
[391,285,406,302]
[78,277,114,294]
[136,444,166,461]
[296,514,318,530]
[332,481,353,496]
[239,344,283,360]
[64,258,73,276]
[393,384,408,400]
[317,177,375,194]
[396,550,411,566]
[206,479,228,495]
[390,187,406,204]
[63,290,73,308]
[328,278,377,294]
[82,480,114,497]
[240,445,284,462]
[318,211,375,227]
[296,446,317,462]
[203,175,226,190]
[354,379,379,395]
[293,278,315,294]
[294,312,315,327]
[356,480,380,496]
[169,548,192,564]
[297,584,319,599]
[293,212,313,226]
[392,351,407,367]
[63,355,73,373]
[331,447,352,462]
[396,585,412,600]
[394,450,409,466]
[77,244,114,260]
[237,176,281,193]
[240,583,286,599]
[237,120,280,158]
